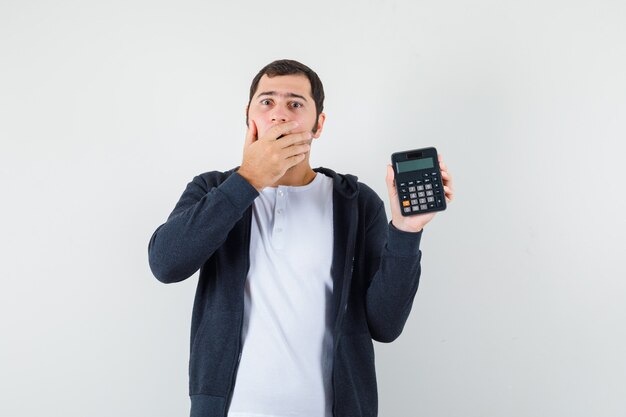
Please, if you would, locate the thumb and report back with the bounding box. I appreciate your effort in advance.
[386,165,397,199]
[245,119,257,147]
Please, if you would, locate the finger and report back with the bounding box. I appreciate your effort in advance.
[260,121,300,141]
[277,130,313,148]
[386,165,397,198]
[280,143,311,159]
[386,165,405,217]
[283,152,308,170]
[245,119,257,146]
[441,168,453,187]
[444,185,454,201]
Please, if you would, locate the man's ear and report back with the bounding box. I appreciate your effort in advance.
[313,113,326,138]
[245,105,249,127]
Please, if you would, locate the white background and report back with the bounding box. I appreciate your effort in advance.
[1,0,625,416]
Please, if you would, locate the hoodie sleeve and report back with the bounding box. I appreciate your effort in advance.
[364,202,423,343]
[148,171,259,284]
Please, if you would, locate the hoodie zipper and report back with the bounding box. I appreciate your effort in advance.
[224,211,252,417]
[331,198,358,417]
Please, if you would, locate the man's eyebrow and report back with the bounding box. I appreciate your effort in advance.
[256,91,308,102]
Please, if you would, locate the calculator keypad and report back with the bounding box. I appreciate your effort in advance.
[399,171,445,214]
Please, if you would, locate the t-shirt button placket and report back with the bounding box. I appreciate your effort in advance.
[274,187,286,248]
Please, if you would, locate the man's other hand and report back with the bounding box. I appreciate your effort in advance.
[385,154,454,233]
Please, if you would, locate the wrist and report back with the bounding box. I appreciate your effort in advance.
[388,221,423,255]
[236,167,263,191]
[391,218,424,233]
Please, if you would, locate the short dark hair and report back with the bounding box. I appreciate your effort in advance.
[247,59,325,132]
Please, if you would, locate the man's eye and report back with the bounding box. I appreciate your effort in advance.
[290,102,303,108]
[261,99,271,105]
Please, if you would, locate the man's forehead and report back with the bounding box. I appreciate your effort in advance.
[254,74,312,98]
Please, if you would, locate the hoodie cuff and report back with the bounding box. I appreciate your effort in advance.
[218,171,260,211]
[386,221,423,256]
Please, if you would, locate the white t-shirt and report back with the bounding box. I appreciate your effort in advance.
[228,173,334,417]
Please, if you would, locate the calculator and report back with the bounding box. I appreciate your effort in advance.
[391,147,447,216]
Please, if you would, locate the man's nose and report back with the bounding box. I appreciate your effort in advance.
[270,107,289,123]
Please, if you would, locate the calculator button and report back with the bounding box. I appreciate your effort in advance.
[428,203,435,208]
[412,206,420,212]
[417,185,424,191]
[409,193,417,199]
[401,194,409,200]
[410,199,418,205]
[408,186,416,192]
[426,190,433,196]
[400,187,407,193]
[433,182,440,189]
[419,198,426,204]
[420,204,428,210]
[427,196,435,203]
[424,178,431,183]
[436,197,443,206]
[403,207,411,213]
[408,181,415,186]
[402,200,410,207]
[399,182,407,187]
[425,184,433,190]
[418,191,425,198]
[423,173,430,178]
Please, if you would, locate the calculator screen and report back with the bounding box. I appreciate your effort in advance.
[396,157,434,173]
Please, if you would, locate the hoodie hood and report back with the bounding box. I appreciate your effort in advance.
[314,166,359,199]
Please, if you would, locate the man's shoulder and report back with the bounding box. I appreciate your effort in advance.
[191,167,239,188]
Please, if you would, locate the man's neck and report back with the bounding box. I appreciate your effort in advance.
[269,163,317,188]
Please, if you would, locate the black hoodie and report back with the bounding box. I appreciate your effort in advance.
[148,167,423,417]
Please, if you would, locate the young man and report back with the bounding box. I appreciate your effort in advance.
[148,59,454,417]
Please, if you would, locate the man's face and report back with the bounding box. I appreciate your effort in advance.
[247,74,325,141]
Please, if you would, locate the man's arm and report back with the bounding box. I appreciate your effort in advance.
[147,171,258,284]
[365,157,454,342]
[148,120,313,284]
[364,204,423,343]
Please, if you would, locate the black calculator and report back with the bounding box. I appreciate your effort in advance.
[391,147,446,216]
